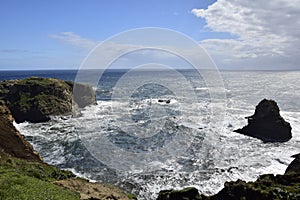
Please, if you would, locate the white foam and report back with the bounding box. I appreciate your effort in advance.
[14,96,300,200]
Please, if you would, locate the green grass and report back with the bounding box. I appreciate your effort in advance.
[0,152,79,200]
[127,193,137,199]
[0,152,75,182]
[18,92,32,112]
[0,171,80,200]
[19,77,70,91]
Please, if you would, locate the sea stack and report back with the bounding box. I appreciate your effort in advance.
[234,99,292,142]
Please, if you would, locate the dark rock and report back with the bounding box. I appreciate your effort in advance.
[285,153,300,175]
[208,172,300,200]
[234,99,292,142]
[158,99,171,104]
[0,77,96,123]
[157,187,202,200]
[0,100,42,161]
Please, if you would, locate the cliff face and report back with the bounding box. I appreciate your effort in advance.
[0,100,41,162]
[0,77,96,123]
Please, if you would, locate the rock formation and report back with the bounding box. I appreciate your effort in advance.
[0,77,96,123]
[285,153,300,175]
[156,153,300,200]
[234,99,292,142]
[157,187,202,200]
[0,100,41,161]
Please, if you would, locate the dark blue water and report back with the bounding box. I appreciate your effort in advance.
[0,70,78,82]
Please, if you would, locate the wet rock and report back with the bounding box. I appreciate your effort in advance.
[234,99,292,142]
[158,99,171,104]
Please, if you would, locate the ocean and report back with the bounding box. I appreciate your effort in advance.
[1,69,299,199]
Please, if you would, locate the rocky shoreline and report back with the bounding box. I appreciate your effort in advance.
[0,77,299,199]
[157,154,300,200]
[0,77,134,200]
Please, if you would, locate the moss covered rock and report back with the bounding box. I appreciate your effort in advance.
[0,77,96,123]
[157,187,202,200]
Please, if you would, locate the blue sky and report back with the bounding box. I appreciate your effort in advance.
[1,0,299,70]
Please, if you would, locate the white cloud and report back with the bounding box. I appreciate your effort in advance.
[49,32,214,70]
[192,0,300,69]
[49,32,97,50]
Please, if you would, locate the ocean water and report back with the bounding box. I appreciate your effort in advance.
[3,69,300,199]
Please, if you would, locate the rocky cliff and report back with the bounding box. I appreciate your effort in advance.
[0,100,41,161]
[0,77,96,123]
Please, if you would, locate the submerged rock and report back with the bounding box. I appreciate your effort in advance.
[234,99,292,142]
[0,77,96,123]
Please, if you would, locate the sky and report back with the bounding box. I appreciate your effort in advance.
[0,0,299,70]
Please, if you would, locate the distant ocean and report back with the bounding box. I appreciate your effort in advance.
[2,69,300,199]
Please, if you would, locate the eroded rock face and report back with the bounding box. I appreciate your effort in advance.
[0,77,96,123]
[234,99,292,142]
[0,100,42,161]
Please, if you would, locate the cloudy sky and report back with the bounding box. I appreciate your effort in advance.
[0,0,299,70]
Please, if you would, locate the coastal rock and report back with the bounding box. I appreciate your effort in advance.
[68,81,96,108]
[157,154,300,200]
[0,77,96,123]
[158,99,171,104]
[234,99,292,142]
[0,100,42,161]
[209,173,300,200]
[157,187,202,200]
[285,153,300,175]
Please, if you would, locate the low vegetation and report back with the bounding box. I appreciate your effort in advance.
[0,151,79,200]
